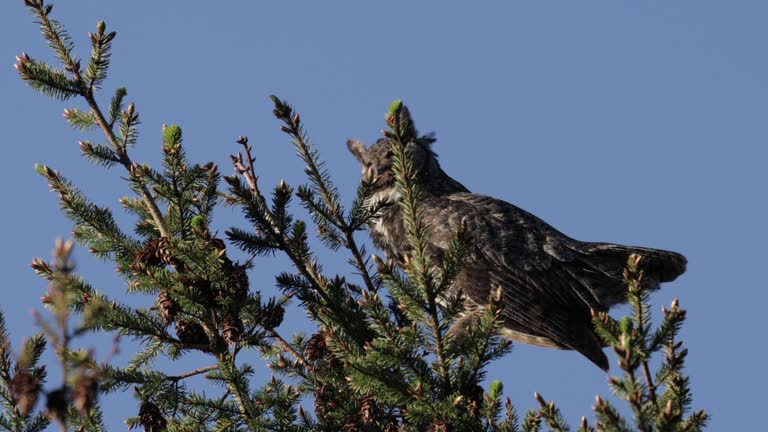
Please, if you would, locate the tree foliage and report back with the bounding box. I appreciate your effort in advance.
[12,1,707,431]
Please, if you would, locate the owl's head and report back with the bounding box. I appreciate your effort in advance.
[347,137,437,188]
[347,106,439,191]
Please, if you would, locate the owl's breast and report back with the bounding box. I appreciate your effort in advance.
[366,188,408,261]
[370,205,408,262]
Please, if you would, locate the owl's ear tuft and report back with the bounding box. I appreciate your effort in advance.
[346,139,368,165]
[420,132,437,146]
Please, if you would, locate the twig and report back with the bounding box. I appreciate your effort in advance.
[233,137,260,196]
[641,360,657,405]
[168,365,218,382]
[267,329,310,372]
[344,229,377,293]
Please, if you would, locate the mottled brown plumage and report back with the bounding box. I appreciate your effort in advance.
[347,108,686,370]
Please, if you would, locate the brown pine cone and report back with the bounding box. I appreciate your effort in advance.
[359,395,377,425]
[10,369,42,416]
[155,237,180,267]
[432,420,449,432]
[175,320,208,346]
[465,384,484,417]
[155,290,178,325]
[134,237,181,268]
[313,385,336,420]
[304,332,328,362]
[208,237,226,252]
[135,239,163,267]
[304,330,340,368]
[221,314,243,345]
[383,420,400,432]
[139,401,167,432]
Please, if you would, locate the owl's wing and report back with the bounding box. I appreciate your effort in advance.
[423,193,612,368]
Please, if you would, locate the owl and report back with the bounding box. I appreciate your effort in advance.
[347,107,686,370]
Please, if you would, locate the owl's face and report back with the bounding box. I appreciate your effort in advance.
[347,138,395,190]
[347,138,434,191]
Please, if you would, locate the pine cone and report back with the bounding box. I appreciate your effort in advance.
[221,314,242,345]
[305,330,341,368]
[175,320,208,346]
[45,387,68,425]
[135,239,163,267]
[156,237,180,267]
[208,237,226,252]
[139,401,167,432]
[359,395,377,425]
[260,301,285,330]
[156,290,178,325]
[432,420,449,432]
[134,237,181,268]
[383,420,400,432]
[304,332,328,362]
[10,369,42,416]
[313,385,336,420]
[465,384,484,417]
[72,375,98,417]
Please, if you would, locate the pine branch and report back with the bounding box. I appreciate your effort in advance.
[107,87,127,128]
[24,1,78,73]
[586,257,709,432]
[82,21,115,92]
[271,96,344,223]
[62,108,97,130]
[385,100,451,395]
[534,392,571,432]
[15,55,81,101]
[17,1,169,237]
[272,97,379,294]
[78,141,121,168]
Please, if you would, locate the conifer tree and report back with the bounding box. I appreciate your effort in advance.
[12,1,708,430]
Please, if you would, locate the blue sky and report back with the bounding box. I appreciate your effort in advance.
[2,1,766,429]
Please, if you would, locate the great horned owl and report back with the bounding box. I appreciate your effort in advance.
[347,106,686,370]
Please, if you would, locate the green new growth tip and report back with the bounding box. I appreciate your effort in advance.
[34,163,46,175]
[190,215,206,231]
[619,316,634,334]
[489,380,504,399]
[387,99,403,115]
[162,124,183,147]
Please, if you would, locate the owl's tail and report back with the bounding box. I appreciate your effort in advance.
[577,243,687,308]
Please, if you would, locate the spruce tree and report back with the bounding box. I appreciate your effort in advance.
[11,1,708,430]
